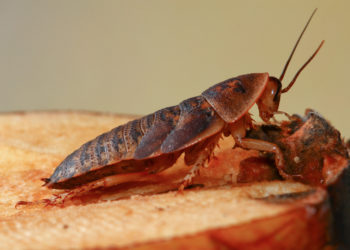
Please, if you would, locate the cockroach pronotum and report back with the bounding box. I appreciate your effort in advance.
[43,9,324,194]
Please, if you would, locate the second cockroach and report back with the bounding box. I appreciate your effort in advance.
[44,10,324,193]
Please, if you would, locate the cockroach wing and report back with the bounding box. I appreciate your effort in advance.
[47,106,180,186]
[202,73,269,123]
[133,106,180,159]
[160,96,225,153]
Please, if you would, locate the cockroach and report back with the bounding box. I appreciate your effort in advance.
[43,9,324,194]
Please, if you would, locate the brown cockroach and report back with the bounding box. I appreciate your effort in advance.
[44,10,324,193]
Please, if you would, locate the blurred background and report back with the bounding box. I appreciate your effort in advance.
[0,0,349,137]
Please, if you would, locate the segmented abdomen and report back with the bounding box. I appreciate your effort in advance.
[47,96,225,186]
[47,105,181,184]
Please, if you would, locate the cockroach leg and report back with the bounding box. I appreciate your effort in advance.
[179,134,221,190]
[271,116,279,124]
[274,111,293,120]
[179,152,207,191]
[15,199,52,209]
[45,172,149,205]
[40,184,98,206]
[272,111,291,124]
[229,116,290,179]
[235,138,290,180]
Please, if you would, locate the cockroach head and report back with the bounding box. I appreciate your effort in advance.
[257,77,282,123]
[257,8,324,123]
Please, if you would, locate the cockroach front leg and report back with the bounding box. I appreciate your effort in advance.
[234,138,291,180]
[229,116,290,180]
[274,111,293,120]
[272,111,293,124]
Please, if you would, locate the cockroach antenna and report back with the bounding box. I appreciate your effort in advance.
[279,8,324,93]
[282,40,324,93]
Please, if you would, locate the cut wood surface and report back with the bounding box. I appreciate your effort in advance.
[0,111,332,249]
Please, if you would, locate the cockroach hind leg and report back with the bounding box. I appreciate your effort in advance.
[52,183,100,205]
[15,200,36,209]
[15,198,57,209]
[27,187,93,208]
[16,180,107,208]
[44,172,150,206]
